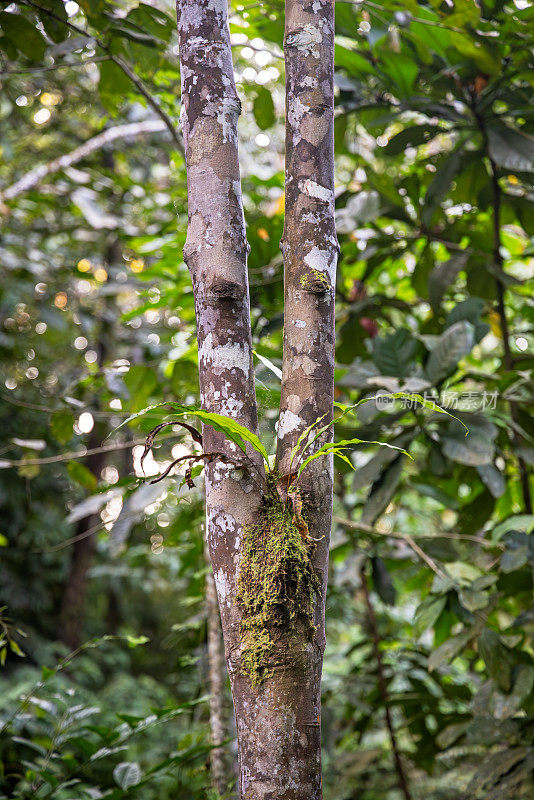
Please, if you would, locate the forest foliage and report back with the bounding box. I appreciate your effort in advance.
[0,0,533,798]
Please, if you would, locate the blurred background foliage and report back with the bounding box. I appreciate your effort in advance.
[0,0,533,797]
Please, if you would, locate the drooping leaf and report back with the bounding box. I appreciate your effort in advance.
[428,629,474,672]
[0,11,46,61]
[415,594,447,636]
[487,124,534,173]
[428,252,469,311]
[113,761,142,790]
[478,628,513,692]
[383,124,440,156]
[50,412,75,445]
[426,321,475,384]
[422,150,463,226]
[67,461,98,492]
[253,87,275,130]
[372,329,420,378]
[371,556,396,605]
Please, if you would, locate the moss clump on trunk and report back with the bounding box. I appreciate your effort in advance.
[236,498,319,688]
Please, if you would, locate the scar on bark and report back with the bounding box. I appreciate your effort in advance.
[207,279,246,302]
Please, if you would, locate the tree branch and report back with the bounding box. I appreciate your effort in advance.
[0,55,110,76]
[18,0,184,153]
[360,564,413,800]
[1,119,166,202]
[471,97,532,514]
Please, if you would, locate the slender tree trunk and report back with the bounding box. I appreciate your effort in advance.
[58,428,106,649]
[205,538,230,794]
[176,2,336,797]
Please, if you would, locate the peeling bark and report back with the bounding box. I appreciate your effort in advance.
[176,1,336,797]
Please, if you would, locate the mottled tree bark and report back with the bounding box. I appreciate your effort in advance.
[176,1,336,797]
[205,539,229,794]
[274,0,337,795]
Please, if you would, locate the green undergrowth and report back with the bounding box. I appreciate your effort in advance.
[236,497,319,688]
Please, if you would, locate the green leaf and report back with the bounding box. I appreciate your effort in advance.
[476,463,506,498]
[500,531,530,573]
[441,415,497,467]
[335,44,374,76]
[410,7,450,58]
[372,329,420,378]
[445,297,489,343]
[371,556,396,605]
[383,125,440,156]
[487,124,534,173]
[67,461,98,492]
[50,413,75,445]
[449,32,500,75]
[415,595,447,636]
[422,150,463,226]
[126,635,149,648]
[428,252,468,311]
[290,414,328,469]
[379,51,418,97]
[110,402,178,435]
[113,761,142,790]
[426,321,475,384]
[478,628,513,692]
[185,410,268,463]
[297,438,410,480]
[492,515,534,543]
[123,365,158,412]
[458,587,489,612]
[253,87,275,130]
[428,629,473,672]
[0,11,46,61]
[112,401,268,463]
[98,60,131,113]
[38,0,68,43]
[9,639,25,657]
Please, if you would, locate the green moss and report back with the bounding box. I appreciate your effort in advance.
[236,498,319,688]
[300,269,330,292]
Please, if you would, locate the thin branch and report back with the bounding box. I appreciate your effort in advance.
[0,437,151,468]
[403,533,446,580]
[1,119,166,201]
[338,0,466,34]
[0,55,110,76]
[18,0,183,153]
[332,516,504,555]
[360,564,413,800]
[40,511,141,553]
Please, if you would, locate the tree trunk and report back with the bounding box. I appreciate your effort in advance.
[205,537,230,794]
[176,2,336,797]
[58,428,106,649]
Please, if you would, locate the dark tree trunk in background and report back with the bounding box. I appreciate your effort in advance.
[58,429,106,649]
